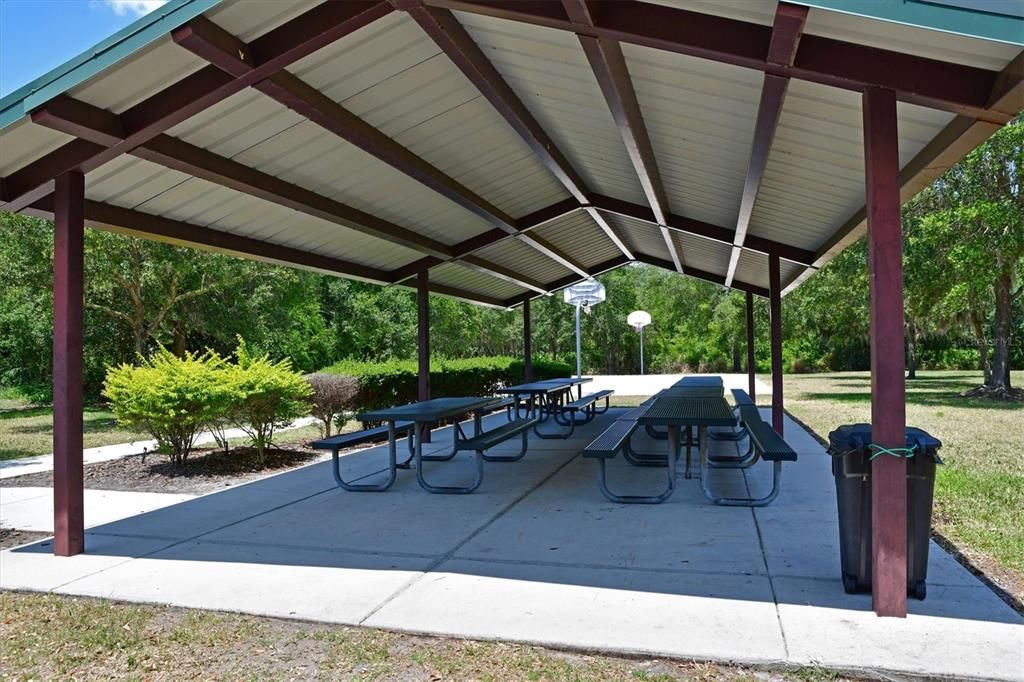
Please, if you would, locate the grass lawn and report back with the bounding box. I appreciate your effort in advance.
[0,592,850,681]
[0,399,148,461]
[779,370,1023,587]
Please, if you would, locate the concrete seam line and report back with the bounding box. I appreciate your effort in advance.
[743,445,790,660]
[358,447,583,625]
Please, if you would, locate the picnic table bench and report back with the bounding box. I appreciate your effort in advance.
[699,404,797,506]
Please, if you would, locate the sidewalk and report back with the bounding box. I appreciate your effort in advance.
[1,487,195,532]
[0,417,318,480]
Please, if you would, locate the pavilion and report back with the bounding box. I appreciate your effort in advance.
[0,0,1020,618]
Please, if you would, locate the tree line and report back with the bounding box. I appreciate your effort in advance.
[0,120,1020,401]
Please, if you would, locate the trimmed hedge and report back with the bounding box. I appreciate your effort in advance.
[319,356,572,413]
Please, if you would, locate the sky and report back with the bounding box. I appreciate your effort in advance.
[0,0,167,97]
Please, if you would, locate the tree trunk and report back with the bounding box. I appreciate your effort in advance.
[907,335,917,380]
[989,270,1013,390]
[970,310,990,383]
[173,318,187,358]
[732,342,741,373]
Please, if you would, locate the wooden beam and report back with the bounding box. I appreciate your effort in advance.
[725,3,806,287]
[32,98,455,259]
[746,290,756,402]
[422,0,1009,123]
[461,255,549,294]
[52,171,85,557]
[417,270,432,442]
[523,298,533,381]
[864,86,908,618]
[563,0,681,271]
[0,1,394,212]
[27,196,510,308]
[504,254,630,307]
[593,194,815,265]
[768,252,783,436]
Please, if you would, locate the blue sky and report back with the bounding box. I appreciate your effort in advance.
[0,0,166,97]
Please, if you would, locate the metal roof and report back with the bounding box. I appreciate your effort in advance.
[1,0,1021,308]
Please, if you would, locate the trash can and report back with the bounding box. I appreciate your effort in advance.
[826,424,942,600]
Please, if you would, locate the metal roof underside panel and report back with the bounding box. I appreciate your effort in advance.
[429,262,527,301]
[531,211,625,270]
[0,0,1021,307]
[748,79,956,252]
[456,11,648,206]
[604,213,673,263]
[85,155,424,272]
[473,237,573,285]
[288,13,571,220]
[622,40,763,229]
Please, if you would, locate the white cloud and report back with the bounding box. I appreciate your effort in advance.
[99,0,169,17]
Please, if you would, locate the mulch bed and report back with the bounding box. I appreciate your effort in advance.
[0,528,51,551]
[2,443,330,495]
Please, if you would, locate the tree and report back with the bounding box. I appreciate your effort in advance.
[910,119,1023,398]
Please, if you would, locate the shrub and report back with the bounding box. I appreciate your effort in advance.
[225,339,311,464]
[103,348,230,468]
[306,373,358,437]
[318,356,572,415]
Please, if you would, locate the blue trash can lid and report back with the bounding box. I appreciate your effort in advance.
[827,423,941,453]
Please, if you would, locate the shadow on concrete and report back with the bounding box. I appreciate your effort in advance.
[9,408,1021,628]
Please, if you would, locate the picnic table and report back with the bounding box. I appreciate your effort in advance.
[355,396,503,494]
[497,379,579,439]
[636,395,736,479]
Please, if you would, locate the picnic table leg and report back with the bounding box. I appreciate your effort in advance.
[668,425,687,479]
[331,422,398,492]
[414,418,484,494]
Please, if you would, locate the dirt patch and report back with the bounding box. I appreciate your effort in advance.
[2,444,331,495]
[0,527,50,550]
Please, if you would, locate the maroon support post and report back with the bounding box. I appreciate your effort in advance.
[864,87,908,618]
[768,253,783,435]
[523,298,533,382]
[53,171,85,557]
[417,270,431,443]
[745,291,756,401]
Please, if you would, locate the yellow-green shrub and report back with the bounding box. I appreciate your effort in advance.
[102,348,230,467]
[225,339,311,464]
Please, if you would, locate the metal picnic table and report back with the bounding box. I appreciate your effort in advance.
[354,396,500,493]
[637,395,736,479]
[496,377,591,439]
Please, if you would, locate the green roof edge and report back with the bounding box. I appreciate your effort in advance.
[794,0,1024,46]
[0,0,223,131]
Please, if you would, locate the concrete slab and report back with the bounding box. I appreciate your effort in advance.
[0,533,178,591]
[1,405,1019,682]
[775,576,1023,681]
[365,559,787,665]
[1,487,195,532]
[60,540,432,625]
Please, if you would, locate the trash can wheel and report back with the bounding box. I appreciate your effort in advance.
[842,573,859,594]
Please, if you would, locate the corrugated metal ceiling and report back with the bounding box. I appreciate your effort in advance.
[0,0,1019,308]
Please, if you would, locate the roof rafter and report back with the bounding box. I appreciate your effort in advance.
[562,0,681,272]
[32,95,453,259]
[23,197,510,308]
[31,94,557,293]
[592,194,815,265]
[725,2,807,288]
[399,1,634,263]
[175,14,584,291]
[421,0,1010,124]
[0,0,395,213]
[634,254,769,298]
